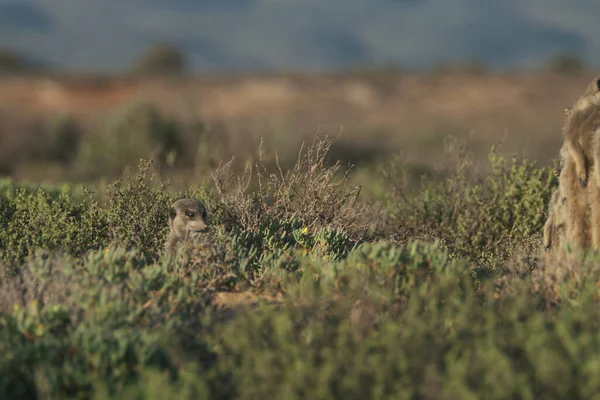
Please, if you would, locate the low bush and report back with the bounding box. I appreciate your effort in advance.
[76,103,184,179]
[0,184,108,266]
[212,136,367,238]
[0,246,215,398]
[383,145,557,269]
[43,114,82,165]
[207,242,600,400]
[104,160,174,258]
[2,136,597,399]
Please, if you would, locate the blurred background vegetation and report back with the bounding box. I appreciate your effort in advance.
[0,42,593,194]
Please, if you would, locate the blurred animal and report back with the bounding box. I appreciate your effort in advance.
[165,198,210,254]
[560,74,600,251]
[563,74,600,189]
[544,187,568,264]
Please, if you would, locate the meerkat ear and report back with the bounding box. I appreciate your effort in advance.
[595,77,600,92]
[168,207,177,220]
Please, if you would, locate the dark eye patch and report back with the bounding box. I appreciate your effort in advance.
[186,211,196,218]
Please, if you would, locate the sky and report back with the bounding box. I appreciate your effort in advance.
[0,0,599,72]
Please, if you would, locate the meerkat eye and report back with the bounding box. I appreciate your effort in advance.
[186,211,196,218]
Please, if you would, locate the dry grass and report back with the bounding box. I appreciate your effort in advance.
[211,134,368,237]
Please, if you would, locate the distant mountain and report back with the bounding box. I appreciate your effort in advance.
[0,0,597,72]
[146,0,256,12]
[0,3,52,31]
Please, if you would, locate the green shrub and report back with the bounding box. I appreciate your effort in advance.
[217,217,354,288]
[0,48,34,74]
[76,103,184,178]
[0,184,108,265]
[5,133,600,399]
[44,114,82,165]
[92,367,210,400]
[0,178,91,201]
[384,146,557,269]
[0,161,191,264]
[132,43,187,76]
[105,160,174,259]
[208,242,600,400]
[548,52,585,75]
[2,233,600,398]
[0,246,215,398]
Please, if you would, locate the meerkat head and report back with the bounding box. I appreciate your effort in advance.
[168,198,209,243]
[570,74,600,113]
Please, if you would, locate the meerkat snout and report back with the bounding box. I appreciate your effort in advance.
[165,198,210,253]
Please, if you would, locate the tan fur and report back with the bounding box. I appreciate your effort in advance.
[165,198,210,254]
[563,74,600,188]
[544,75,600,264]
[554,75,600,254]
[562,144,592,251]
[544,143,570,260]
[588,155,600,249]
[544,188,569,265]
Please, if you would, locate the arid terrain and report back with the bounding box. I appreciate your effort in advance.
[3,70,600,398]
[0,71,593,176]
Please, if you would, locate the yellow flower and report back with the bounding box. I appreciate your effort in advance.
[301,227,309,234]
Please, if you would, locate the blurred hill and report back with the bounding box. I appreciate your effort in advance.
[0,71,589,168]
[1,1,600,72]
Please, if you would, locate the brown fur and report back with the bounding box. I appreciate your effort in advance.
[165,198,210,254]
[563,74,600,188]
[588,157,600,249]
[562,146,592,251]
[557,75,600,252]
[543,188,568,265]
[544,142,571,260]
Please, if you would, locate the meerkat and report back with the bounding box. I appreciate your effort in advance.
[587,153,600,249]
[545,142,570,253]
[165,198,210,254]
[558,75,600,252]
[563,74,600,189]
[544,188,568,257]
